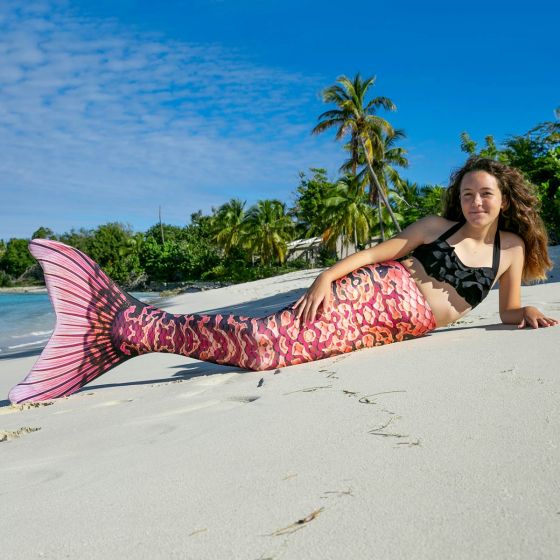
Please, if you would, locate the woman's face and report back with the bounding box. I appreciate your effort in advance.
[459,171,504,227]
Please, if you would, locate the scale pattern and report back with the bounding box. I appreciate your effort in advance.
[9,240,436,403]
[112,261,436,369]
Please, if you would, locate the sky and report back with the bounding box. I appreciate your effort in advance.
[0,0,558,240]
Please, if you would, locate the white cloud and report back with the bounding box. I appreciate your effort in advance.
[0,1,342,239]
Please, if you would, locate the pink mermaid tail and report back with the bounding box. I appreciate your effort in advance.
[9,239,436,404]
[8,239,142,403]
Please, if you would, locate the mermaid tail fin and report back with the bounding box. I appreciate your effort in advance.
[8,239,139,403]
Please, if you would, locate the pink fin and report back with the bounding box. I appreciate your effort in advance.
[8,239,134,403]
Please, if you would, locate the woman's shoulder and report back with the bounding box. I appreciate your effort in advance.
[499,230,525,251]
[498,231,525,274]
[410,215,459,240]
[397,215,460,249]
[413,215,457,231]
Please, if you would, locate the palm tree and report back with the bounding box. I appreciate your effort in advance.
[421,185,446,216]
[312,73,401,236]
[243,200,295,266]
[341,124,409,240]
[321,175,375,257]
[460,131,503,160]
[210,198,247,256]
[392,178,423,226]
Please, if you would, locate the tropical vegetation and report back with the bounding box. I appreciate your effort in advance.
[1,75,558,289]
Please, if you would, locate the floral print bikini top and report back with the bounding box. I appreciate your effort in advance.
[410,221,501,308]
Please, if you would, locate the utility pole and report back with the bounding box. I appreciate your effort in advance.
[159,206,165,244]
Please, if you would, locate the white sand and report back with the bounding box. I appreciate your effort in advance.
[1,261,559,559]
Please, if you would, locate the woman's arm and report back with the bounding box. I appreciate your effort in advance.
[499,241,558,328]
[293,216,437,323]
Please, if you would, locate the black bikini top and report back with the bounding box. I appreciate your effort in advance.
[410,222,501,308]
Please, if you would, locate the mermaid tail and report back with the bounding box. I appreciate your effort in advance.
[9,240,437,404]
[8,239,146,403]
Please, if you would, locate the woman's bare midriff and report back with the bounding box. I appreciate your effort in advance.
[399,257,473,328]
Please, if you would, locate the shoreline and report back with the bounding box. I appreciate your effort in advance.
[0,286,47,294]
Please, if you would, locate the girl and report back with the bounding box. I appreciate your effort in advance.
[8,157,558,404]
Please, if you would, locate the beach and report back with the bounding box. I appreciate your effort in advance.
[1,261,559,559]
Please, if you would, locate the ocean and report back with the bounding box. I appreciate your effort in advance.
[0,291,161,358]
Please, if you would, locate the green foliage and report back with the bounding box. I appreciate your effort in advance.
[144,223,189,245]
[0,238,35,278]
[392,179,445,228]
[86,223,143,286]
[419,185,446,217]
[292,169,335,237]
[502,134,560,241]
[371,205,404,241]
[393,179,422,226]
[140,218,221,282]
[0,269,14,287]
[189,210,215,235]
[200,245,244,281]
[32,226,56,240]
[139,237,177,281]
[175,221,221,279]
[242,200,295,266]
[459,132,508,161]
[317,244,338,267]
[58,228,94,253]
[535,181,560,244]
[202,256,308,284]
[209,199,247,256]
[322,175,375,253]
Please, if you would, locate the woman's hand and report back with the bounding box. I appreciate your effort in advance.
[518,306,558,329]
[292,273,333,324]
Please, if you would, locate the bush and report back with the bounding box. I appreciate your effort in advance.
[536,181,560,244]
[318,244,338,267]
[87,223,144,286]
[0,270,14,287]
[0,238,35,278]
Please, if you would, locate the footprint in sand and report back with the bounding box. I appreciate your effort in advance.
[155,400,224,416]
[193,372,240,387]
[0,402,54,415]
[91,399,134,408]
[176,389,207,399]
[128,395,260,425]
[228,396,260,403]
[152,395,260,417]
[0,426,41,442]
[171,372,244,401]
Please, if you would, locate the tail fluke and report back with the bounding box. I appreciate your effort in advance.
[8,239,141,403]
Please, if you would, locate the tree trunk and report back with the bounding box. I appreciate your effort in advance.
[159,206,165,244]
[378,202,385,241]
[359,137,401,233]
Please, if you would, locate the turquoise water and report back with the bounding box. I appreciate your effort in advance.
[0,293,54,356]
[0,291,160,357]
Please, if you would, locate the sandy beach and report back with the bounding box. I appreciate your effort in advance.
[0,286,47,294]
[1,259,559,559]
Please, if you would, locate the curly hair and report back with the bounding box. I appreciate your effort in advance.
[442,156,552,282]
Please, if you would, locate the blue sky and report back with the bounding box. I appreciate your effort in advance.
[1,0,558,240]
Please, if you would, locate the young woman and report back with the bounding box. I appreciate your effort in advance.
[8,157,557,404]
